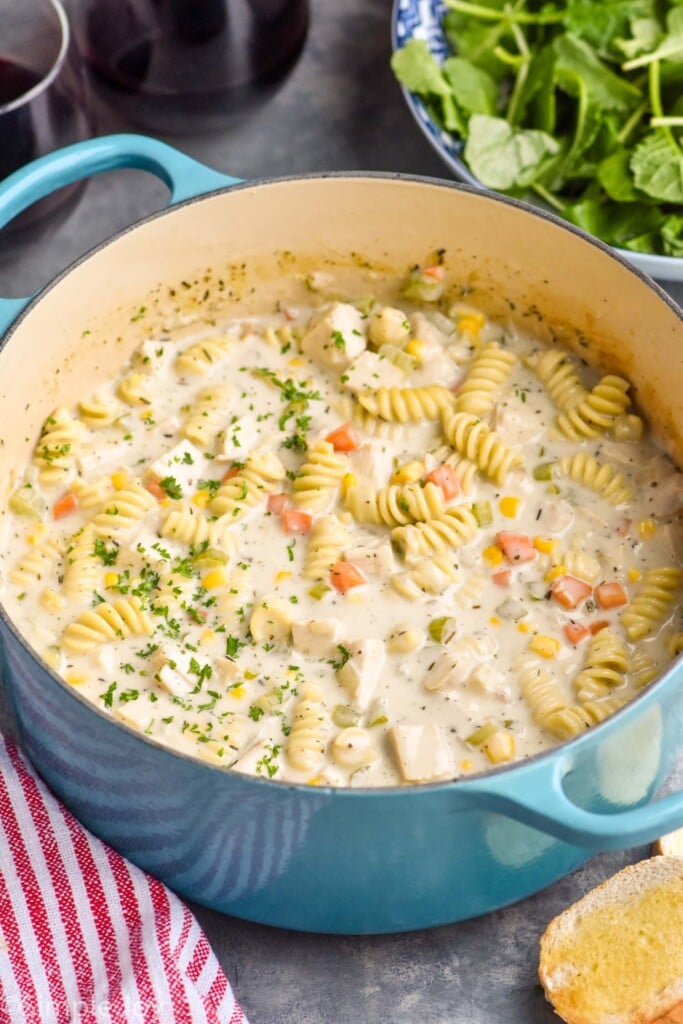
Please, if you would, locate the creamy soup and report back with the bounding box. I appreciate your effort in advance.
[2,261,682,787]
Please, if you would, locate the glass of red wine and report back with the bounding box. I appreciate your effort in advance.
[0,0,93,242]
[67,0,309,134]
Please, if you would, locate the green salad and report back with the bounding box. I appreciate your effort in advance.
[391,0,683,257]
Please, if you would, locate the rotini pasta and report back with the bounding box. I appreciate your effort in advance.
[92,482,156,541]
[454,342,516,417]
[181,385,231,447]
[557,375,633,440]
[70,477,113,510]
[62,596,153,653]
[525,349,587,411]
[558,452,632,505]
[391,553,458,599]
[442,411,523,485]
[286,683,328,773]
[174,334,233,376]
[160,504,237,555]
[621,567,683,640]
[211,450,286,519]
[428,445,478,494]
[77,392,122,428]
[62,525,103,601]
[291,441,347,512]
[357,385,455,422]
[345,481,444,527]
[32,408,84,487]
[392,505,478,559]
[518,658,590,740]
[574,629,628,704]
[10,536,63,588]
[303,515,350,580]
[117,371,153,406]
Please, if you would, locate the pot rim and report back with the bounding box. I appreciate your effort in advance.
[1,170,682,798]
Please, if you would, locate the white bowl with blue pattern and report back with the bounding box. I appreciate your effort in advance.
[391,0,683,283]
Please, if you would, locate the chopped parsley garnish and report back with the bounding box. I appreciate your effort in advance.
[119,689,139,704]
[93,538,119,566]
[198,478,222,498]
[331,330,346,350]
[328,644,351,671]
[225,635,245,658]
[248,705,264,721]
[100,682,117,708]
[159,476,183,500]
[286,540,296,563]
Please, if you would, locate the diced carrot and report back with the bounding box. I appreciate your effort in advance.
[589,620,610,635]
[267,493,289,516]
[492,570,512,587]
[426,465,460,501]
[281,508,312,535]
[616,518,632,537]
[325,423,359,452]
[595,582,628,609]
[222,465,240,482]
[497,532,537,564]
[422,265,445,281]
[330,560,366,593]
[52,492,78,520]
[551,575,593,610]
[564,622,590,645]
[144,478,166,501]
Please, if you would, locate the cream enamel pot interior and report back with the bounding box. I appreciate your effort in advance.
[0,135,682,934]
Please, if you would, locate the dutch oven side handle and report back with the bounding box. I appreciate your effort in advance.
[460,753,683,851]
[0,133,242,336]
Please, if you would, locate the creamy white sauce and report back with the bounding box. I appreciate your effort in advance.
[2,269,682,787]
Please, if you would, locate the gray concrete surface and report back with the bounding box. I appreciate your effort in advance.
[0,2,681,1021]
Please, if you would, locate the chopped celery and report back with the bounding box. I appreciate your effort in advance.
[191,547,228,569]
[355,295,377,318]
[533,462,555,481]
[9,485,43,519]
[332,704,360,728]
[401,274,443,303]
[495,598,528,621]
[471,500,493,527]
[429,616,457,643]
[466,722,498,747]
[378,344,417,374]
[308,582,332,600]
[366,698,389,728]
[547,483,561,495]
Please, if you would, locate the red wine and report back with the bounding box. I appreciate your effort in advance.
[78,0,309,133]
[0,54,91,242]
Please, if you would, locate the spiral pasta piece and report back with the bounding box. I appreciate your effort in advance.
[582,694,629,724]
[303,515,350,581]
[455,342,516,417]
[215,565,254,624]
[525,349,588,411]
[518,658,590,740]
[556,375,632,439]
[286,683,328,773]
[33,407,84,487]
[392,505,478,559]
[70,477,113,510]
[92,482,156,541]
[117,372,153,406]
[345,481,444,527]
[357,385,455,423]
[334,395,406,441]
[668,632,683,658]
[174,334,233,376]
[574,629,628,704]
[621,567,683,641]
[182,385,231,447]
[11,536,63,588]
[77,392,122,428]
[428,445,478,494]
[560,549,602,585]
[160,504,237,555]
[558,452,632,505]
[442,411,523,485]
[291,441,347,513]
[210,450,286,519]
[62,525,103,601]
[391,554,458,599]
[62,596,153,653]
[629,648,659,689]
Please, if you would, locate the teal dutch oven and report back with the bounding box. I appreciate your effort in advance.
[0,135,682,934]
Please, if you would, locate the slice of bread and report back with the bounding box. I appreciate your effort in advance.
[539,857,683,1024]
[653,828,683,858]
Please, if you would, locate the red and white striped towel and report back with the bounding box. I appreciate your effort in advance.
[0,734,247,1024]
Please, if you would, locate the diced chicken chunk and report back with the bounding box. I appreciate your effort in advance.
[350,441,393,491]
[341,350,405,393]
[538,498,574,535]
[495,399,544,444]
[151,643,211,698]
[468,664,512,702]
[390,724,455,782]
[424,635,497,692]
[230,739,270,777]
[409,312,450,349]
[133,339,171,375]
[291,618,343,657]
[217,415,259,462]
[214,656,242,684]
[367,306,412,348]
[344,539,395,577]
[300,302,367,370]
[338,638,385,709]
[146,439,204,495]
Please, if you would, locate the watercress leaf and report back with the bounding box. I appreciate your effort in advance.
[563,198,664,245]
[391,39,451,97]
[553,33,642,111]
[631,131,683,202]
[441,56,498,116]
[564,0,655,54]
[511,45,556,129]
[661,215,683,257]
[442,7,511,80]
[597,148,642,201]
[615,17,662,60]
[464,114,560,189]
[621,7,683,69]
[621,231,662,252]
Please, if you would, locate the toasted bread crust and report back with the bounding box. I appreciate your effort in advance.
[652,828,683,858]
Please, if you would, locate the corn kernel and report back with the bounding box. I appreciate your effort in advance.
[638,518,656,540]
[545,564,567,583]
[104,572,119,588]
[26,523,48,546]
[391,460,423,484]
[276,570,293,582]
[66,672,87,687]
[159,498,170,508]
[404,338,426,362]
[341,472,357,497]
[200,629,215,646]
[457,312,486,338]
[139,409,154,421]
[483,730,515,764]
[499,496,521,519]
[202,568,227,590]
[288,357,304,368]
[483,545,503,567]
[308,776,323,786]
[111,471,128,490]
[40,588,65,613]
[193,489,210,508]
[628,567,642,583]
[43,649,60,670]
[534,536,556,554]
[517,622,530,634]
[489,616,501,626]
[460,759,473,773]
[229,685,246,700]
[529,635,560,659]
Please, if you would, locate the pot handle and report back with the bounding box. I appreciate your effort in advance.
[461,754,683,850]
[0,133,241,336]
